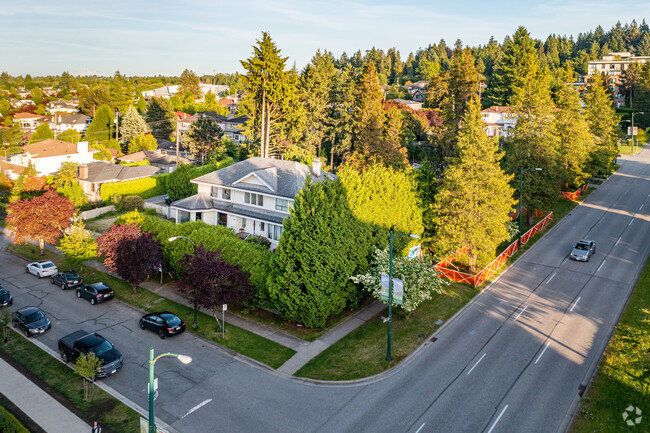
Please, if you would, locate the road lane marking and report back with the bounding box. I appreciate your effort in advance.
[615,237,621,246]
[514,306,528,321]
[467,353,487,375]
[415,423,426,433]
[629,219,634,226]
[569,296,581,312]
[535,342,551,364]
[640,204,644,211]
[546,272,556,284]
[596,260,606,273]
[180,399,212,419]
[487,405,508,433]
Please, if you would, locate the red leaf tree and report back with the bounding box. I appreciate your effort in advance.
[6,189,74,254]
[96,223,141,271]
[178,245,253,329]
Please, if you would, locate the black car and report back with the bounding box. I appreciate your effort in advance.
[76,282,114,305]
[12,307,51,337]
[0,286,12,308]
[51,270,84,290]
[139,312,186,339]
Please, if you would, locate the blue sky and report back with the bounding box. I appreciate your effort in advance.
[2,0,650,77]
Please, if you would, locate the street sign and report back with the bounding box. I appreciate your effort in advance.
[407,244,422,260]
[222,304,227,311]
[380,275,403,305]
[634,126,638,135]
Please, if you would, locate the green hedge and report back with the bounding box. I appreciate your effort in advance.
[0,405,30,433]
[100,173,169,202]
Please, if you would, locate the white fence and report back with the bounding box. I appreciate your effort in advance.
[78,205,116,220]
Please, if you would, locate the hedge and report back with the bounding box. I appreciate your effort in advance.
[0,405,30,433]
[100,173,169,202]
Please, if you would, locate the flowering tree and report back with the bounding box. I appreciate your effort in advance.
[350,248,447,313]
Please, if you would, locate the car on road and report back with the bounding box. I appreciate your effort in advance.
[570,240,596,262]
[76,282,114,305]
[11,306,51,337]
[58,330,123,377]
[0,286,13,308]
[51,270,84,290]
[139,312,186,339]
[26,261,58,278]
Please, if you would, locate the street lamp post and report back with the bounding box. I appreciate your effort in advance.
[518,168,542,250]
[632,111,645,153]
[386,229,419,363]
[148,348,192,433]
[168,236,198,327]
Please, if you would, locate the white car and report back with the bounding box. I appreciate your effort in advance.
[26,261,58,278]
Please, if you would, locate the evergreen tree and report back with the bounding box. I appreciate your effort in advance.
[78,85,112,116]
[145,97,176,140]
[585,73,620,177]
[29,123,54,143]
[127,134,158,154]
[120,105,149,145]
[327,65,356,167]
[432,97,515,272]
[185,114,224,163]
[59,221,97,271]
[351,63,386,155]
[84,104,115,143]
[110,71,132,114]
[178,69,202,99]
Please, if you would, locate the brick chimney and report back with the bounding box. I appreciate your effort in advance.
[78,164,88,179]
[312,157,322,178]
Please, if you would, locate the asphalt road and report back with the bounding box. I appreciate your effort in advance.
[1,147,649,433]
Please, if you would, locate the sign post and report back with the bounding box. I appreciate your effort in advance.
[222,304,227,339]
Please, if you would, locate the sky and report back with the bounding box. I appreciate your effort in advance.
[2,0,650,77]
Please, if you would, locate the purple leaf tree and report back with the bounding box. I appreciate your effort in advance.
[114,232,162,294]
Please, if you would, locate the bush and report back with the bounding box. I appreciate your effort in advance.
[100,173,169,202]
[246,235,271,249]
[116,195,144,211]
[166,158,235,200]
[0,405,30,433]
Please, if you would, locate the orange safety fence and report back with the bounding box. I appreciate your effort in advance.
[561,184,589,201]
[434,212,553,287]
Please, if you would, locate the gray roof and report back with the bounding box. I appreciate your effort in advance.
[118,150,190,165]
[171,193,286,224]
[80,161,160,183]
[192,157,335,199]
[57,113,90,125]
[171,193,214,211]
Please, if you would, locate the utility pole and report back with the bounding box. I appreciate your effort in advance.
[176,118,180,168]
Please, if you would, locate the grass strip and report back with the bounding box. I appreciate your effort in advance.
[569,256,650,432]
[0,329,139,433]
[8,244,296,369]
[0,403,32,433]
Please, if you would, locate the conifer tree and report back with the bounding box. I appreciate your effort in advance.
[120,105,149,145]
[432,97,515,272]
[353,63,385,153]
[178,69,202,99]
[110,71,132,114]
[328,65,356,167]
[84,104,114,143]
[585,73,620,177]
[185,114,224,163]
[145,97,176,140]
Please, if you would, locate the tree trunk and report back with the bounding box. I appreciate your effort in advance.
[527,208,534,227]
[265,106,271,158]
[38,237,45,256]
[468,251,477,274]
[131,283,138,295]
[211,308,222,329]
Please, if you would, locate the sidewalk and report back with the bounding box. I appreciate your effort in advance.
[0,357,90,433]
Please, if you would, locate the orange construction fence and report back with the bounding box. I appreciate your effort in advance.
[561,184,589,201]
[434,212,553,287]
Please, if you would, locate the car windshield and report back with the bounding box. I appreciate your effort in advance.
[0,289,8,296]
[41,263,55,269]
[162,314,181,327]
[92,340,113,355]
[25,311,45,322]
[65,272,80,279]
[97,287,112,294]
[575,243,589,250]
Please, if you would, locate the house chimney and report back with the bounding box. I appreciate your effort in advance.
[76,140,88,154]
[312,157,322,178]
[78,164,88,179]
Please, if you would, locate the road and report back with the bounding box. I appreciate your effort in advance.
[1,148,649,433]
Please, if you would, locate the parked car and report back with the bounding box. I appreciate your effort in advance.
[11,306,51,337]
[76,282,114,305]
[0,286,13,308]
[139,312,186,339]
[51,270,84,290]
[570,240,596,262]
[26,261,58,278]
[58,330,123,377]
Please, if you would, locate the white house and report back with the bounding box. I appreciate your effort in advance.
[142,84,230,100]
[14,112,45,132]
[171,157,335,248]
[481,106,518,138]
[46,99,78,114]
[9,139,98,176]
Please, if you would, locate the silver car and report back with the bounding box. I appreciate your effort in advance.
[26,261,58,278]
[570,240,596,262]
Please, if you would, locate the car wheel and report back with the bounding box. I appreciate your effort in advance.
[593,247,596,254]
[11,319,16,328]
[76,291,81,298]
[61,351,68,363]
[38,272,42,279]
[61,283,66,290]
[50,278,55,285]
[25,267,29,274]
[90,298,96,305]
[158,330,166,339]
[139,321,146,330]
[23,328,29,337]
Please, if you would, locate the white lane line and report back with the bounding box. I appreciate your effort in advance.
[467,353,487,376]
[569,296,581,312]
[596,260,606,274]
[615,237,621,246]
[629,219,634,226]
[415,422,426,433]
[546,272,557,284]
[487,405,509,433]
[514,306,528,321]
[535,342,551,364]
[180,399,212,419]
[640,204,644,211]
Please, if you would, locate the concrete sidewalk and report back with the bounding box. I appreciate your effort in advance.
[0,357,90,433]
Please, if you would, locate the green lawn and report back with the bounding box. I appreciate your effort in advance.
[0,404,30,433]
[618,142,646,155]
[569,257,650,433]
[8,244,296,369]
[295,283,478,380]
[0,329,139,433]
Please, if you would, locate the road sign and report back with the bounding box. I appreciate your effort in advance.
[222,304,227,311]
[380,275,403,305]
[407,244,422,260]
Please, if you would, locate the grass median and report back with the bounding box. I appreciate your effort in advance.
[8,243,296,369]
[0,328,139,433]
[569,256,650,432]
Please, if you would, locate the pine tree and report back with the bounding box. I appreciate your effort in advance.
[585,73,620,177]
[327,65,356,167]
[178,69,202,99]
[185,114,224,163]
[84,104,114,143]
[432,97,515,272]
[120,105,149,145]
[110,71,132,114]
[351,63,386,155]
[145,97,176,141]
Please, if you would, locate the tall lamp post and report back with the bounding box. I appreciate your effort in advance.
[518,168,542,249]
[632,111,645,153]
[387,229,419,363]
[148,348,192,433]
[168,236,198,327]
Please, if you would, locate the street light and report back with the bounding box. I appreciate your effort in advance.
[518,168,542,250]
[168,236,198,327]
[632,111,644,153]
[148,348,192,433]
[387,229,419,363]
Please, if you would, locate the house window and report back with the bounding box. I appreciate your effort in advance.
[211,186,219,197]
[275,198,288,212]
[245,192,264,207]
[195,212,202,221]
[267,224,283,241]
[222,188,231,200]
[241,218,247,229]
[260,222,265,231]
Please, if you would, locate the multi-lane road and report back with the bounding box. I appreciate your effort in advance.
[1,147,649,433]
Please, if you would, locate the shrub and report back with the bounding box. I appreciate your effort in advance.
[117,195,144,211]
[166,158,235,200]
[246,235,271,249]
[0,405,30,433]
[100,173,169,202]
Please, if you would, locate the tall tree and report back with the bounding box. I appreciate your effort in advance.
[120,105,149,145]
[432,97,515,272]
[96,223,142,274]
[58,221,97,271]
[127,134,158,154]
[585,73,620,177]
[185,114,224,164]
[6,189,75,255]
[29,123,54,143]
[113,232,162,294]
[327,65,356,167]
[145,97,176,141]
[178,69,202,99]
[78,85,112,116]
[352,63,386,154]
[84,104,115,143]
[110,71,132,114]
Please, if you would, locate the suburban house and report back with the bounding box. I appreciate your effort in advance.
[77,161,161,202]
[142,84,230,100]
[390,98,423,111]
[170,157,335,248]
[46,99,78,114]
[14,112,45,132]
[48,113,91,134]
[405,81,429,102]
[481,106,518,138]
[587,52,650,107]
[179,112,249,144]
[117,150,190,173]
[8,139,98,176]
[0,160,27,180]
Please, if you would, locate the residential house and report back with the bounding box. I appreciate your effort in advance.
[405,81,429,102]
[178,112,249,144]
[171,157,334,248]
[48,113,91,135]
[14,112,45,132]
[117,150,190,173]
[142,84,230,100]
[390,99,423,111]
[0,160,27,180]
[587,52,650,107]
[46,99,78,114]
[77,161,161,202]
[481,106,518,138]
[16,88,31,99]
[9,139,98,176]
